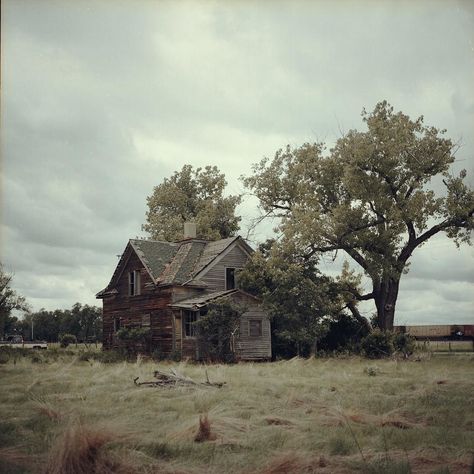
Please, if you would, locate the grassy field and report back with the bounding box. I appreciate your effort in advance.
[416,340,473,353]
[0,351,473,473]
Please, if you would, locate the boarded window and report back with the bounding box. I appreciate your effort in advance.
[248,319,262,337]
[184,311,197,337]
[129,271,141,296]
[113,317,121,332]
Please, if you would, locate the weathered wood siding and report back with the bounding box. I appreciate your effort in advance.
[237,306,271,360]
[101,241,271,360]
[199,244,249,291]
[102,250,175,355]
[224,292,271,360]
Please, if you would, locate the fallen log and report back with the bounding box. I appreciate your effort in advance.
[134,368,225,388]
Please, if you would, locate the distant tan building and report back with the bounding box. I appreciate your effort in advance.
[394,325,474,339]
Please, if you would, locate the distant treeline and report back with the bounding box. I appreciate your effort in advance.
[6,303,102,343]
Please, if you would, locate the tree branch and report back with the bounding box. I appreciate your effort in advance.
[346,301,372,332]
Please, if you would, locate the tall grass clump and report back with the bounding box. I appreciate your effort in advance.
[44,422,131,474]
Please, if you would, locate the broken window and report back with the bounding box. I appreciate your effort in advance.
[184,311,197,337]
[129,270,141,296]
[225,267,236,290]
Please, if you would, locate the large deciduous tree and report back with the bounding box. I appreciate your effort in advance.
[143,165,241,241]
[243,102,474,330]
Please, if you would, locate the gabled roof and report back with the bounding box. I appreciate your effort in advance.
[130,239,179,283]
[193,237,239,275]
[97,235,253,297]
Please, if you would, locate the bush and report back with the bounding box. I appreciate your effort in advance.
[361,329,394,359]
[393,332,416,357]
[318,313,370,353]
[59,334,77,348]
[152,347,170,361]
[116,327,150,341]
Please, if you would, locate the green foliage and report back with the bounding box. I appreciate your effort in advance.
[59,333,77,348]
[393,332,416,357]
[143,164,241,241]
[25,303,102,343]
[243,101,474,330]
[361,329,394,358]
[318,313,370,353]
[169,349,182,362]
[0,263,30,340]
[195,299,244,362]
[239,243,340,357]
[151,347,164,361]
[116,327,150,341]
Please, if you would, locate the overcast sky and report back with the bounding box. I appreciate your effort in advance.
[1,0,473,325]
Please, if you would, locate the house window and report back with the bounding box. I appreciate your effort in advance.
[129,271,141,296]
[248,319,262,337]
[226,268,236,290]
[113,317,121,333]
[184,310,197,337]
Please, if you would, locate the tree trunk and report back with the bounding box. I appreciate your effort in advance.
[310,339,318,357]
[374,277,400,330]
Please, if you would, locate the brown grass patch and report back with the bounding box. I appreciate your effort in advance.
[194,415,216,443]
[259,452,350,474]
[380,419,413,429]
[44,422,133,474]
[265,417,294,426]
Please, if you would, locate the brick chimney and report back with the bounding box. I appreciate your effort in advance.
[183,222,197,239]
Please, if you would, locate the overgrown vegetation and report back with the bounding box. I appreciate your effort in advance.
[194,300,244,362]
[0,353,472,473]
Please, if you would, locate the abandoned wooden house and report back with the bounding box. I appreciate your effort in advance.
[96,224,271,360]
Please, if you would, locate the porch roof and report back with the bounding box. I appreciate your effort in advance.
[169,289,238,310]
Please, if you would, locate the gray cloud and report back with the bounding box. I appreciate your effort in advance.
[1,0,473,325]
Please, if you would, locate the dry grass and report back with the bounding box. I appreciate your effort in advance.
[194,415,216,443]
[0,352,473,473]
[44,422,133,474]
